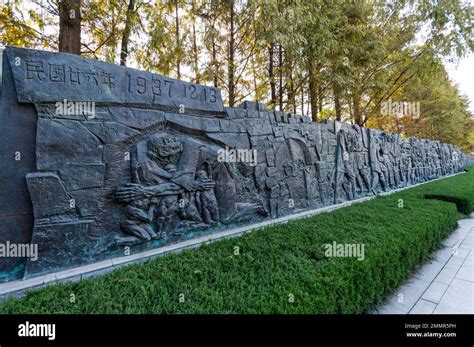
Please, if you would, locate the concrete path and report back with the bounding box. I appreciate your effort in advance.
[374,213,474,314]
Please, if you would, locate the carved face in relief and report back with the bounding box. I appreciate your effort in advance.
[196,170,208,180]
[401,142,411,155]
[146,136,184,167]
[132,198,149,209]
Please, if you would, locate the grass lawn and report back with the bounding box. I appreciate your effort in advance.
[1,167,473,314]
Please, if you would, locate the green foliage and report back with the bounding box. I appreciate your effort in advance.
[0,0,56,49]
[1,168,473,314]
[1,1,472,148]
[81,0,136,63]
[367,51,474,152]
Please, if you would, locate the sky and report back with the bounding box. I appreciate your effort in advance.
[445,53,474,114]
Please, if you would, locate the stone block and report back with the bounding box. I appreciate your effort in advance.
[26,172,75,221]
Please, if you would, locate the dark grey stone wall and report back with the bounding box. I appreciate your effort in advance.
[0,50,37,281]
[0,47,469,281]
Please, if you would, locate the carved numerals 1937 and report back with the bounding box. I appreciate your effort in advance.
[127,73,218,104]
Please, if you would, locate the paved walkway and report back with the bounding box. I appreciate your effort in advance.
[374,213,474,314]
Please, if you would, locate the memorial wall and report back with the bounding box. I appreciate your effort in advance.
[0,47,468,282]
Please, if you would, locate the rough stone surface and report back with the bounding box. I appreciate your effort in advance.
[0,46,471,282]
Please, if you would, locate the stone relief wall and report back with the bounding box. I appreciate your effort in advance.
[0,47,469,281]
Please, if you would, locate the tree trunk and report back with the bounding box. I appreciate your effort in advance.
[334,84,341,121]
[301,85,305,116]
[211,21,218,88]
[278,44,283,111]
[285,52,295,113]
[251,22,259,101]
[227,0,235,106]
[352,90,363,125]
[269,43,276,108]
[191,0,199,83]
[175,1,181,79]
[318,84,323,114]
[308,67,318,122]
[58,0,81,54]
[120,0,134,66]
[251,54,258,101]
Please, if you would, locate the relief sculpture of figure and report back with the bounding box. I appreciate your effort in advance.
[350,125,371,196]
[389,133,403,188]
[411,139,423,182]
[369,134,387,193]
[116,135,211,239]
[400,141,414,186]
[433,142,442,178]
[194,170,219,225]
[120,197,159,240]
[335,128,357,202]
[379,132,398,189]
[155,163,180,235]
[115,133,266,240]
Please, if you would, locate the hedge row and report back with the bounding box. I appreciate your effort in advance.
[403,166,474,214]
[0,167,472,313]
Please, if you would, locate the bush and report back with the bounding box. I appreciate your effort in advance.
[401,166,474,214]
[0,167,472,314]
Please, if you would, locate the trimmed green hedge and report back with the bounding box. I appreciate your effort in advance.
[0,167,472,314]
[404,166,474,214]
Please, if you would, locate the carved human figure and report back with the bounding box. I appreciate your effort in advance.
[411,140,423,182]
[369,134,387,193]
[155,163,180,235]
[445,145,454,174]
[335,129,357,201]
[194,170,219,225]
[120,197,159,241]
[400,141,414,186]
[379,133,398,189]
[116,134,266,239]
[388,133,403,187]
[350,125,371,195]
[433,143,442,178]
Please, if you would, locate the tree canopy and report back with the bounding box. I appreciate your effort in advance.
[0,0,472,151]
